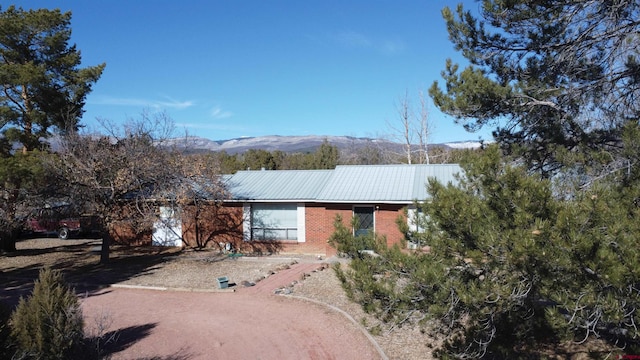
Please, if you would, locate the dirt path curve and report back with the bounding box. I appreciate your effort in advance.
[81,263,385,360]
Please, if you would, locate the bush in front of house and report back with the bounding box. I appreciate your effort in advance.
[0,301,16,359]
[10,267,85,360]
[328,214,386,259]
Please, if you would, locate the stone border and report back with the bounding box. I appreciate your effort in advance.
[111,283,236,293]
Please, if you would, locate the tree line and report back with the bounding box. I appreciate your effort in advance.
[207,140,469,174]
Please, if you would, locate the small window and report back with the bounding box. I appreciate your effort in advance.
[353,206,374,236]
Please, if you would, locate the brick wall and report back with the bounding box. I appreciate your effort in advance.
[305,203,407,256]
[110,222,152,246]
[181,203,244,250]
[374,204,406,248]
[305,204,352,256]
[109,203,153,246]
[181,203,295,255]
[182,202,409,257]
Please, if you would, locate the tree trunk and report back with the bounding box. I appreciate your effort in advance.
[0,232,17,253]
[1,188,19,252]
[100,230,111,264]
[21,84,33,154]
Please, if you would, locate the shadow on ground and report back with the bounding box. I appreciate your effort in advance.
[0,239,190,357]
[83,320,194,359]
[0,239,181,307]
[86,323,155,353]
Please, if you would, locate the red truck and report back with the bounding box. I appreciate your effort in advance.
[22,205,99,240]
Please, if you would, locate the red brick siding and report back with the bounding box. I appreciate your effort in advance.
[305,203,407,256]
[110,222,152,246]
[181,203,244,250]
[108,204,153,246]
[305,203,351,256]
[374,204,406,248]
[183,202,409,256]
[181,203,293,255]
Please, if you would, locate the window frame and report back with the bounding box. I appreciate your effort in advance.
[248,203,299,241]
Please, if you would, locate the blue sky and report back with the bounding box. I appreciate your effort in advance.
[10,0,492,144]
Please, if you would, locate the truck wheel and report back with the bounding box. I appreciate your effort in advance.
[58,227,70,240]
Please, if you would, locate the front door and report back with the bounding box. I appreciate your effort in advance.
[152,206,182,247]
[353,206,374,236]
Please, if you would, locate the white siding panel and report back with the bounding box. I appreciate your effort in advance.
[297,203,305,242]
[243,203,251,241]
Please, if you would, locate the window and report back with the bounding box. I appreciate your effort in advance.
[251,204,298,240]
[407,206,428,233]
[353,206,374,236]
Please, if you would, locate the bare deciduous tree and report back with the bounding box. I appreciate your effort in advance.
[54,111,226,263]
[416,91,432,164]
[386,90,433,164]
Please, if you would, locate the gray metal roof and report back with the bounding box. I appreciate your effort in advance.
[224,169,334,201]
[317,165,416,202]
[224,164,462,203]
[412,164,463,200]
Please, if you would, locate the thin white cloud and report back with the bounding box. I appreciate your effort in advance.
[90,95,195,110]
[337,30,372,49]
[335,30,405,55]
[210,106,233,119]
[380,39,405,55]
[158,96,195,109]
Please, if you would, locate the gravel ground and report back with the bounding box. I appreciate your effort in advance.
[0,238,436,359]
[290,262,437,360]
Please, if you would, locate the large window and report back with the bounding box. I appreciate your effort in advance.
[353,206,374,236]
[251,204,298,240]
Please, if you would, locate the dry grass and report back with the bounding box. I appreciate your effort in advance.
[291,261,438,359]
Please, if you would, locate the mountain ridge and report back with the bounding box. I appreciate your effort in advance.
[160,135,484,154]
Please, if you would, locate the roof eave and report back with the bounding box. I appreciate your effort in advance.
[224,198,417,205]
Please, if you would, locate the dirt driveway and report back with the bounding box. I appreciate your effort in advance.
[82,286,383,359]
[1,239,384,359]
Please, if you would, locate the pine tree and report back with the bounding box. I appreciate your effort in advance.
[0,302,15,359]
[0,6,105,153]
[429,1,640,175]
[0,151,53,252]
[333,145,640,358]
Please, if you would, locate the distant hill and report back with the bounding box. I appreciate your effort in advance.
[14,134,484,154]
[159,135,484,154]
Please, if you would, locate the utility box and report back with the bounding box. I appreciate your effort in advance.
[217,276,229,289]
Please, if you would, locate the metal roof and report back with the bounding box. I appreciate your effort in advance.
[224,164,462,203]
[317,165,416,202]
[224,169,334,201]
[412,164,463,200]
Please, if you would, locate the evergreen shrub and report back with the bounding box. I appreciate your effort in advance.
[10,268,85,360]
